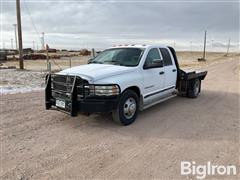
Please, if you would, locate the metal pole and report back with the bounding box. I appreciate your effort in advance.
[16,0,24,69]
[203,30,207,60]
[13,24,18,49]
[11,38,13,49]
[46,44,50,72]
[226,38,230,56]
[42,32,45,50]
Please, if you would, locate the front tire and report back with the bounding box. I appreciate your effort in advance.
[112,90,139,125]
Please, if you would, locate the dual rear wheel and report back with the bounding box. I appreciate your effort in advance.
[187,78,201,98]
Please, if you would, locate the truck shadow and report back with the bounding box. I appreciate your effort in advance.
[71,89,239,142]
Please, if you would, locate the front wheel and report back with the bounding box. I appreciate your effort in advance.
[112,90,139,125]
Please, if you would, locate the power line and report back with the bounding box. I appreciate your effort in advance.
[22,0,40,35]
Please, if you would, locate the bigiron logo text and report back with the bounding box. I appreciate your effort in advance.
[181,161,237,179]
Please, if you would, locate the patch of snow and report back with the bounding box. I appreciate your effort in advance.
[1,87,44,95]
[0,69,47,95]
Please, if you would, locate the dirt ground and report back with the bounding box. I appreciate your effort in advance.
[1,56,239,179]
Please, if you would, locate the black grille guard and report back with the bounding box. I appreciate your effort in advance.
[45,74,85,116]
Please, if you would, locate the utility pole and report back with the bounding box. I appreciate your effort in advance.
[11,38,13,49]
[13,24,18,49]
[32,40,35,50]
[226,38,231,56]
[202,30,207,60]
[16,0,24,69]
[190,41,192,53]
[41,32,45,50]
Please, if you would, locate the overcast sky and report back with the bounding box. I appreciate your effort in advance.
[1,0,239,51]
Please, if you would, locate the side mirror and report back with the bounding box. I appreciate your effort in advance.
[152,59,163,66]
[144,59,163,69]
[87,58,93,64]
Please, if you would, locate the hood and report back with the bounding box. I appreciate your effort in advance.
[58,64,136,82]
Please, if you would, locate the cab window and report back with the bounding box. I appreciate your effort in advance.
[159,48,173,66]
[144,48,161,66]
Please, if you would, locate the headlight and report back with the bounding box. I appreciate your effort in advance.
[84,85,120,96]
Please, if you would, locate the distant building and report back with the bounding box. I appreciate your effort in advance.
[23,48,34,54]
[48,48,57,53]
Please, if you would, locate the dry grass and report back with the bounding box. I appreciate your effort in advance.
[177,51,239,70]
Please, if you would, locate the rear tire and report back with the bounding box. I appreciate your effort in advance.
[187,78,201,98]
[112,90,139,125]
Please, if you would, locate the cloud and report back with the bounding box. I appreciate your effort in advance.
[1,0,239,50]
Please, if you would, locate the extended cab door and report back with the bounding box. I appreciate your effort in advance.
[159,48,177,90]
[142,48,165,104]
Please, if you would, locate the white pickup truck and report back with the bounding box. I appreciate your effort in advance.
[45,45,207,125]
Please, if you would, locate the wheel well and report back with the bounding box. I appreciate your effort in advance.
[124,86,141,98]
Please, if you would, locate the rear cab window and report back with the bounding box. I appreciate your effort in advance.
[159,48,173,66]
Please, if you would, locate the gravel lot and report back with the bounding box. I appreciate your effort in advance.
[0,56,239,179]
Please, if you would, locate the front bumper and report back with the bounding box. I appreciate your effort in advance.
[78,98,119,113]
[46,97,119,115]
[45,74,119,116]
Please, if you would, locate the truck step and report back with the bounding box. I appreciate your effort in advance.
[142,93,177,110]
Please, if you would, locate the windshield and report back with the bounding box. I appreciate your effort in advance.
[90,48,144,67]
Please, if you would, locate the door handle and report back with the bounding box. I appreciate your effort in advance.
[172,69,177,72]
[159,71,164,75]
